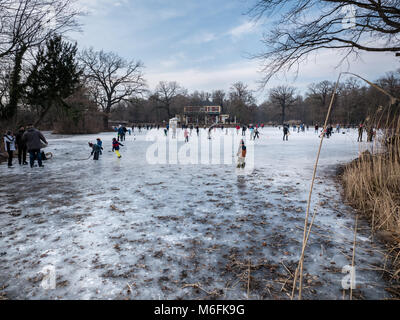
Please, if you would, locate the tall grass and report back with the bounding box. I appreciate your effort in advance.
[341,107,400,279]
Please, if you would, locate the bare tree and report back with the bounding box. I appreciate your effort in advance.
[151,81,185,118]
[229,82,256,123]
[0,0,82,59]
[269,85,297,124]
[249,0,400,84]
[0,0,82,120]
[212,89,226,112]
[80,48,147,129]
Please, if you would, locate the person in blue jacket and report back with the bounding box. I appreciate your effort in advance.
[96,138,103,154]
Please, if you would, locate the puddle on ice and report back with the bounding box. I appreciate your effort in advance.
[0,127,393,300]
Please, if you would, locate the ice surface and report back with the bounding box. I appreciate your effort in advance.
[0,127,391,300]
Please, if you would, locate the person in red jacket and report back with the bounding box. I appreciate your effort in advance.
[112,138,124,158]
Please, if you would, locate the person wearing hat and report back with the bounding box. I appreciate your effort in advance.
[3,130,16,167]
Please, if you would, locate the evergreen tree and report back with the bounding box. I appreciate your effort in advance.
[25,35,82,126]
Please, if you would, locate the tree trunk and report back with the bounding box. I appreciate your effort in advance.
[2,44,28,120]
[103,114,109,131]
[34,102,53,128]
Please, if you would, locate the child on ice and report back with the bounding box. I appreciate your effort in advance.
[112,138,124,158]
[184,128,189,143]
[237,140,247,168]
[96,138,103,155]
[88,142,102,160]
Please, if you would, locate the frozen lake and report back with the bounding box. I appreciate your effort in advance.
[0,127,392,299]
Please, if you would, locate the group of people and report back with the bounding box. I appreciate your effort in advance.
[3,125,48,168]
[358,123,376,142]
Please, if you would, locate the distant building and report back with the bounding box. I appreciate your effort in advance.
[181,106,230,125]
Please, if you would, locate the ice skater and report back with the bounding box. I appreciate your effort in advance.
[88,142,102,160]
[112,138,124,158]
[184,128,189,143]
[358,124,364,142]
[236,140,247,169]
[96,138,103,155]
[283,125,289,141]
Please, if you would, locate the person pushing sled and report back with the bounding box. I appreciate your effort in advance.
[237,139,247,169]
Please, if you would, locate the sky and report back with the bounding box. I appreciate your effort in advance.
[69,0,399,103]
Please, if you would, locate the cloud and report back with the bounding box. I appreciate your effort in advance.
[227,21,258,39]
[181,32,218,45]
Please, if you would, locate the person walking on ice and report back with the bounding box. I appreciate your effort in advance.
[358,123,364,142]
[237,139,247,168]
[112,138,124,158]
[22,124,48,168]
[283,124,289,141]
[184,128,189,143]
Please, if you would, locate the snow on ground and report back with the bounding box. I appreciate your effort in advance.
[0,127,392,300]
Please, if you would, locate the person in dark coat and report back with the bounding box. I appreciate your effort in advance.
[357,124,364,142]
[22,125,48,168]
[283,125,289,141]
[15,126,28,165]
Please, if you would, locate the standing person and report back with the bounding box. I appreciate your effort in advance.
[315,124,319,134]
[3,131,16,167]
[283,125,289,141]
[367,126,374,142]
[184,128,189,143]
[22,124,48,168]
[358,124,364,142]
[249,126,255,140]
[254,127,260,139]
[242,125,247,136]
[118,126,125,142]
[112,138,124,158]
[196,126,199,136]
[96,138,103,155]
[15,126,28,165]
[236,139,247,168]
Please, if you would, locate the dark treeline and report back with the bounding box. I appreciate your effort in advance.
[111,73,400,126]
[1,0,399,137]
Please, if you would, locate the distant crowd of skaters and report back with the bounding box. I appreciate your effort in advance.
[281,123,376,142]
[3,122,377,167]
